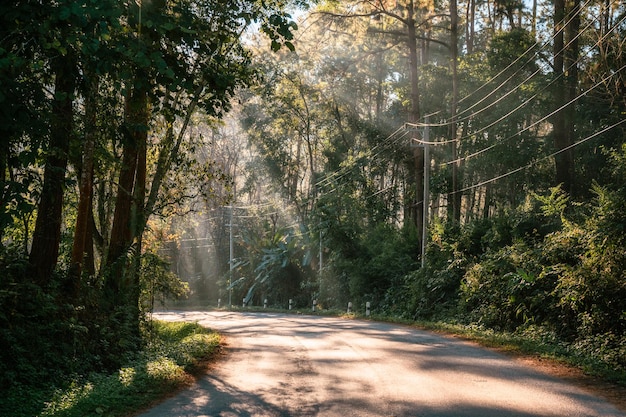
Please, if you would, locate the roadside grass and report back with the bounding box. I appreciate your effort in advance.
[371,314,626,386]
[1,320,221,417]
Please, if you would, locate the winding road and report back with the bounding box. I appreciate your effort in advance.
[139,311,625,417]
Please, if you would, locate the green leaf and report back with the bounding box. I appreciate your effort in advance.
[243,283,257,304]
[226,277,246,290]
[516,268,535,283]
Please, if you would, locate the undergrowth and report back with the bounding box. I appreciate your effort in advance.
[0,320,220,417]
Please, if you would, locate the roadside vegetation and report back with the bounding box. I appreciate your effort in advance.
[218,153,626,387]
[0,320,220,417]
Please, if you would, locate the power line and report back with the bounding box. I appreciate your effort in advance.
[263,1,625,209]
[312,51,624,202]
[446,0,602,125]
[405,10,626,164]
[453,118,626,195]
[329,68,626,205]
[411,0,617,132]
[445,61,626,167]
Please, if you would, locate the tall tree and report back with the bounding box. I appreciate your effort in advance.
[29,51,78,285]
[69,72,99,285]
[450,0,461,222]
[98,0,300,330]
[317,0,451,239]
[552,0,574,194]
[406,0,425,236]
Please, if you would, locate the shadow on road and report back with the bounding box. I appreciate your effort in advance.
[140,311,625,417]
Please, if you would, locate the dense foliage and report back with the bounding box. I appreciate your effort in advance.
[0,0,299,396]
[1,0,625,409]
[0,320,219,417]
[226,0,626,375]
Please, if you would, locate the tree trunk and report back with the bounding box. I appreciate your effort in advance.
[466,0,475,54]
[552,0,574,194]
[70,73,98,291]
[486,0,494,35]
[421,0,434,65]
[104,86,146,301]
[564,0,580,196]
[407,1,424,238]
[128,117,147,328]
[84,201,96,276]
[100,82,147,352]
[531,0,538,35]
[29,54,76,285]
[483,184,492,219]
[450,0,461,223]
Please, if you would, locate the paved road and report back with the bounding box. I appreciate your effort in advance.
[139,311,625,417]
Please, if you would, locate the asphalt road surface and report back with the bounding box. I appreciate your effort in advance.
[138,311,625,417]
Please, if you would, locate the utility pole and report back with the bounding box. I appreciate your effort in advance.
[319,229,323,302]
[228,205,233,308]
[407,119,431,268]
[421,121,430,267]
[227,179,237,308]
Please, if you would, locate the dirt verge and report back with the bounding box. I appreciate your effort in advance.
[511,354,626,413]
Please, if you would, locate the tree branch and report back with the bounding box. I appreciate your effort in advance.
[367,27,450,49]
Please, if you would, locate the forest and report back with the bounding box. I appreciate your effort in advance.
[1,0,625,400]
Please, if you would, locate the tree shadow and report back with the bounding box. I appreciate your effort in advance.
[147,311,626,417]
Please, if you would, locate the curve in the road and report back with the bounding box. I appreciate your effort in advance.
[138,311,625,417]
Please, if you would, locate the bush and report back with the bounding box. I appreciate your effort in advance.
[0,247,81,388]
[0,320,220,417]
[460,241,560,331]
[458,179,626,352]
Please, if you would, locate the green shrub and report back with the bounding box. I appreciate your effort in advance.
[0,247,80,388]
[1,320,220,417]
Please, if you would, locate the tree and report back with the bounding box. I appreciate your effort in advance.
[0,2,47,247]
[27,0,84,285]
[316,0,451,239]
[0,0,304,376]
[450,0,461,222]
[94,0,301,340]
[552,0,575,194]
[69,71,99,284]
[240,50,322,220]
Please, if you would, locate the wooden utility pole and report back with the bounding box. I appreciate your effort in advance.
[421,122,430,267]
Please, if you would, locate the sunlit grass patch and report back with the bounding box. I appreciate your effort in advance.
[146,321,221,371]
[39,381,95,416]
[149,319,201,341]
[146,357,186,382]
